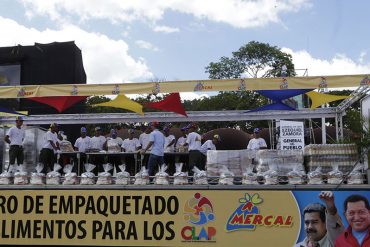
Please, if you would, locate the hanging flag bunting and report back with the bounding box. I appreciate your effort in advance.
[93,94,144,115]
[256,89,314,101]
[144,93,188,117]
[306,91,350,109]
[0,106,26,116]
[28,96,87,113]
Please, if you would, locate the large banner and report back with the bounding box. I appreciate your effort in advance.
[0,74,368,98]
[0,189,368,246]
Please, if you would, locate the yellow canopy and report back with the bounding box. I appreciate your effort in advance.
[306,91,350,109]
[0,74,367,98]
[93,95,143,115]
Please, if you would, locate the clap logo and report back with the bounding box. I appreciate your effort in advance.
[226,193,293,232]
[181,192,216,242]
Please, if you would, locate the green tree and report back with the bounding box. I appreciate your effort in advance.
[200,41,295,132]
[205,41,295,79]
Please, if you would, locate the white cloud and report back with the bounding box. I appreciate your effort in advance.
[0,16,152,83]
[135,40,159,51]
[358,51,367,63]
[153,25,180,33]
[20,0,311,29]
[282,48,370,76]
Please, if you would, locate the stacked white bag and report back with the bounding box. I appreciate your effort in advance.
[116,165,131,185]
[63,164,78,185]
[14,164,29,185]
[97,163,113,185]
[46,163,62,185]
[134,167,149,185]
[193,166,208,185]
[80,163,96,185]
[155,165,169,185]
[173,163,188,185]
[30,163,45,185]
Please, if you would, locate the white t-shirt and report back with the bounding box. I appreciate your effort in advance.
[139,133,151,151]
[247,138,267,150]
[149,129,165,156]
[89,135,106,151]
[42,131,58,150]
[6,126,25,146]
[164,135,176,153]
[122,138,140,152]
[186,132,201,151]
[74,136,91,152]
[200,140,216,155]
[176,136,187,148]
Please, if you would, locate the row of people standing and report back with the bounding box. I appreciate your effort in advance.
[4,118,220,176]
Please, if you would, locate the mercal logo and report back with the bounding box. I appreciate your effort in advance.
[17,87,34,97]
[226,193,293,232]
[181,192,216,242]
[194,82,213,91]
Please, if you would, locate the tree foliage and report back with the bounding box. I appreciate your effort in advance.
[205,41,295,79]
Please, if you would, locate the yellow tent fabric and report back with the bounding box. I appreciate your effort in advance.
[93,95,144,115]
[0,74,367,98]
[306,91,350,109]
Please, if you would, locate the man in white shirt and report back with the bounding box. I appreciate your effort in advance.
[74,127,91,174]
[89,126,106,174]
[103,129,123,174]
[175,127,187,152]
[163,125,176,175]
[4,116,25,169]
[122,129,140,175]
[39,123,59,173]
[139,125,151,168]
[247,128,267,150]
[200,134,220,171]
[140,122,165,176]
[184,123,202,172]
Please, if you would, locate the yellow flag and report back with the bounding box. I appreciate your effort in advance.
[93,95,143,115]
[306,91,349,109]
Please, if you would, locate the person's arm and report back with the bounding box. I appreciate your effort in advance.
[319,191,345,245]
[259,138,268,149]
[141,141,154,154]
[4,135,10,144]
[167,137,175,148]
[74,139,79,151]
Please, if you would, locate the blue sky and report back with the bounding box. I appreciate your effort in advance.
[0,0,369,99]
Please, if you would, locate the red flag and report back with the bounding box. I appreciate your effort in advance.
[144,93,188,117]
[29,96,87,113]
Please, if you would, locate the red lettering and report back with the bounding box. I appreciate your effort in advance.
[273,216,284,226]
[264,215,273,226]
[181,226,192,240]
[244,214,253,224]
[252,214,263,225]
[231,214,243,224]
[207,227,216,240]
[285,216,293,226]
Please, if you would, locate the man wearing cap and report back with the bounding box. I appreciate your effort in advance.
[103,129,123,174]
[141,122,165,177]
[184,123,202,173]
[247,128,267,150]
[200,134,220,166]
[74,127,91,174]
[122,129,140,175]
[89,126,106,174]
[40,123,59,173]
[175,127,188,152]
[4,116,25,169]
